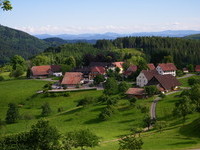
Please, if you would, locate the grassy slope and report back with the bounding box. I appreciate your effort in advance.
[0,79,152,142]
[1,79,200,149]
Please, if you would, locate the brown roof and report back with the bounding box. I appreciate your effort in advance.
[141,70,159,81]
[147,64,155,70]
[158,63,177,71]
[31,65,61,76]
[148,74,181,91]
[61,72,83,85]
[195,65,200,72]
[91,66,106,74]
[124,65,137,76]
[125,88,145,95]
[112,62,124,68]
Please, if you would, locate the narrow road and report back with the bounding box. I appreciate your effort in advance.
[150,97,161,119]
[177,73,195,79]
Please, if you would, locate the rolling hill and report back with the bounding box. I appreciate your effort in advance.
[184,34,200,40]
[0,25,50,64]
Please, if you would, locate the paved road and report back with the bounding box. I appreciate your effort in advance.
[150,97,161,119]
[177,73,196,79]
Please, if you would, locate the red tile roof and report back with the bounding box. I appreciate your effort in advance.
[61,72,83,85]
[31,65,61,76]
[147,64,155,70]
[195,65,200,72]
[148,74,181,91]
[124,65,137,76]
[158,63,177,71]
[125,88,145,95]
[141,70,159,81]
[91,66,106,74]
[113,62,124,68]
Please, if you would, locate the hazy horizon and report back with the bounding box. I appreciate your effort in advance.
[1,0,200,35]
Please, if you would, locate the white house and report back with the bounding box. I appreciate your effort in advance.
[136,70,158,87]
[156,63,177,76]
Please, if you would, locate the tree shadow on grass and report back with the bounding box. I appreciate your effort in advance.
[84,118,102,124]
[90,107,104,112]
[65,118,73,122]
[122,112,133,116]
[179,118,200,138]
[168,141,197,146]
[59,107,83,116]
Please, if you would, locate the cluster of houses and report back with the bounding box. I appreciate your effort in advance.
[30,62,200,97]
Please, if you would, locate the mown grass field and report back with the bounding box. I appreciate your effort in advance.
[178,75,200,87]
[0,79,200,150]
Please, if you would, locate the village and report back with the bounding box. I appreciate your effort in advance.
[30,62,200,98]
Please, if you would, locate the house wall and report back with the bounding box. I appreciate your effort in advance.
[156,66,176,76]
[136,73,148,87]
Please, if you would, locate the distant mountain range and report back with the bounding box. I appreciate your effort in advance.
[34,30,200,40]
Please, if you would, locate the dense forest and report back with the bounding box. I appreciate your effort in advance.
[95,37,200,67]
[184,34,200,40]
[0,25,50,64]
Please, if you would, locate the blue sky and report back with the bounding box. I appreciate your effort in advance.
[0,0,200,35]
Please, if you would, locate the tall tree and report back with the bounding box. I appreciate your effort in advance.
[6,103,19,124]
[119,135,143,150]
[104,77,118,95]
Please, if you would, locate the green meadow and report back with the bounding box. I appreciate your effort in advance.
[0,79,200,150]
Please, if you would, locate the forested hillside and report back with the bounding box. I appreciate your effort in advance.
[184,34,200,40]
[0,25,50,64]
[95,37,200,67]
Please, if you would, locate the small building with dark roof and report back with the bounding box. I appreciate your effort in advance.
[125,88,146,99]
[195,65,200,72]
[124,65,137,77]
[147,74,181,92]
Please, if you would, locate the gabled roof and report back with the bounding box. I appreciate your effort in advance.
[112,62,124,68]
[149,74,181,90]
[141,70,159,81]
[127,65,137,72]
[31,65,61,76]
[147,64,155,70]
[195,65,200,72]
[90,66,106,74]
[61,72,83,85]
[157,63,177,71]
[125,88,145,95]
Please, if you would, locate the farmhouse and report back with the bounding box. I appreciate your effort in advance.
[156,63,177,76]
[123,65,137,77]
[125,88,146,99]
[31,65,61,78]
[195,65,200,73]
[136,70,158,87]
[147,63,156,70]
[109,62,124,74]
[61,72,84,88]
[147,74,181,92]
[89,66,106,80]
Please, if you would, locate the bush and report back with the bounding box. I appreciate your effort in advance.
[6,103,19,124]
[188,78,200,86]
[77,97,96,107]
[58,107,64,112]
[99,105,118,121]
[140,106,149,114]
[129,97,138,106]
[159,93,166,98]
[0,76,4,81]
[63,92,70,97]
[41,103,52,116]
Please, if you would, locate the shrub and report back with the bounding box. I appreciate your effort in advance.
[159,93,166,98]
[63,92,70,97]
[129,97,138,106]
[41,103,52,116]
[58,107,64,112]
[6,103,20,124]
[188,78,200,86]
[77,97,96,107]
[0,76,4,81]
[99,105,118,121]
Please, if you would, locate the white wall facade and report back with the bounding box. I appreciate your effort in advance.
[136,72,148,87]
[156,66,176,76]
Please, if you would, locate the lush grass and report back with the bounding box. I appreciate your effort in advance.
[178,75,200,87]
[0,79,153,142]
[1,79,200,150]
